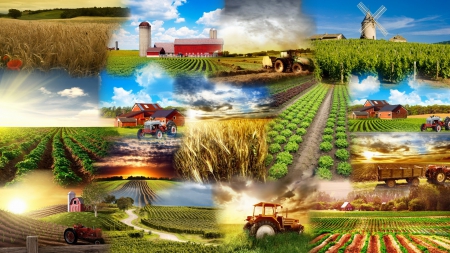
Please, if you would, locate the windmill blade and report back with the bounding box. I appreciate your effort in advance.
[375,21,389,36]
[360,21,373,33]
[357,2,370,15]
[373,6,387,20]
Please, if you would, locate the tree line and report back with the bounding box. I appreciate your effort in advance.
[101,106,186,118]
[60,7,130,19]
[95,175,181,181]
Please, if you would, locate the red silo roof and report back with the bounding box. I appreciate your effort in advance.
[139,21,151,27]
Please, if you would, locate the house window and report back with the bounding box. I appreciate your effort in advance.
[388,113,391,116]
[74,201,77,204]
[397,110,400,114]
[173,116,176,120]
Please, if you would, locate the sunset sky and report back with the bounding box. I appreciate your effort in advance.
[0,0,123,13]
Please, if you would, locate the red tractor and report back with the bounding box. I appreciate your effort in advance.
[425,165,450,184]
[137,120,177,140]
[243,202,304,239]
[64,224,104,244]
[420,116,450,132]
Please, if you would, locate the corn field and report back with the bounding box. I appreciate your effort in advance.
[0,19,119,76]
[174,119,270,183]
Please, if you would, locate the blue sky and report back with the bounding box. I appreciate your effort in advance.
[302,0,450,43]
[110,0,223,49]
[0,70,108,126]
[349,75,450,106]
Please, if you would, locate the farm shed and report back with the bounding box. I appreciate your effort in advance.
[154,43,175,55]
[68,191,90,212]
[310,33,346,40]
[174,38,224,56]
[150,109,185,126]
[352,111,369,119]
[340,202,353,211]
[132,103,163,112]
[378,105,408,119]
[115,111,153,127]
[116,117,137,127]
[353,106,380,118]
[147,47,165,57]
[389,34,407,43]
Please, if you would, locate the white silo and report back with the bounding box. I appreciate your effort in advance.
[213,29,217,39]
[139,21,151,57]
[209,28,214,39]
[360,13,376,40]
[68,191,75,212]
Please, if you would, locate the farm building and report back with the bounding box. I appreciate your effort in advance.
[132,103,163,112]
[68,191,90,212]
[114,111,153,127]
[340,202,353,211]
[150,109,185,126]
[117,117,137,127]
[389,34,407,43]
[140,24,224,57]
[352,100,407,119]
[310,33,346,40]
[147,47,165,57]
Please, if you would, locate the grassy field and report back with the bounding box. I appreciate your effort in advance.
[0,18,121,76]
[19,10,64,20]
[348,118,425,132]
[41,211,132,231]
[115,125,186,138]
[309,210,450,218]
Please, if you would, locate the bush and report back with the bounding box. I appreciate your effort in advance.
[316,167,332,180]
[269,143,282,154]
[337,162,352,176]
[273,135,287,144]
[335,132,347,139]
[265,154,273,166]
[288,135,303,144]
[128,231,144,238]
[269,163,288,179]
[323,128,334,135]
[296,128,307,136]
[276,152,293,165]
[273,124,284,131]
[335,139,349,148]
[318,156,334,168]
[285,142,299,153]
[280,129,293,138]
[322,135,333,142]
[319,141,333,152]
[335,149,350,161]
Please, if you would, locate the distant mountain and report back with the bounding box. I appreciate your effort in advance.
[436,41,450,44]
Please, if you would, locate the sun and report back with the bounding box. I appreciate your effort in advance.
[8,198,27,214]
[363,151,374,160]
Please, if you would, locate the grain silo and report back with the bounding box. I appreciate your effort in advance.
[209,28,217,39]
[68,191,75,212]
[139,21,151,57]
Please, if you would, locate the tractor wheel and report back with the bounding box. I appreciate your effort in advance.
[292,63,303,73]
[243,222,252,232]
[435,172,446,184]
[298,225,304,234]
[420,124,426,132]
[411,177,420,186]
[64,228,78,244]
[445,117,450,130]
[274,60,285,73]
[252,220,277,239]
[386,180,396,188]
[137,129,144,140]
[94,238,104,244]
[155,129,163,139]
[436,125,442,132]
[166,121,177,137]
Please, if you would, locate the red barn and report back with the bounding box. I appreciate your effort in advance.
[340,202,353,211]
[147,47,165,57]
[352,100,407,119]
[174,38,224,56]
[378,105,408,119]
[131,103,163,112]
[150,109,185,126]
[364,99,389,108]
[115,111,152,126]
[69,197,89,212]
[116,117,137,127]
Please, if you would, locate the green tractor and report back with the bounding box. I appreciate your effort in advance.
[243,202,304,239]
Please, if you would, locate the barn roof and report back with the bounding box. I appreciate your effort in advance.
[341,202,350,208]
[310,33,346,40]
[151,109,178,118]
[71,197,84,204]
[139,21,151,27]
[147,47,165,53]
[355,106,380,112]
[366,100,389,106]
[118,117,137,123]
[154,43,175,53]
[353,111,369,116]
[379,104,404,112]
[117,111,153,118]
[133,103,163,111]
[174,38,224,45]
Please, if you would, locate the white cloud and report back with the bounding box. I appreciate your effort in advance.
[175,17,185,23]
[124,0,186,20]
[388,90,449,106]
[410,27,450,35]
[134,64,165,87]
[57,87,87,98]
[39,87,52,96]
[348,75,380,99]
[109,87,152,107]
[351,99,367,106]
[196,8,222,27]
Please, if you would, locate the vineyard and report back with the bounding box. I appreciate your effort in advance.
[140,205,221,238]
[106,50,232,76]
[41,211,132,231]
[349,118,425,132]
[270,76,319,106]
[265,84,329,179]
[23,205,66,219]
[0,127,118,186]
[310,212,450,253]
[313,39,450,83]
[110,180,158,207]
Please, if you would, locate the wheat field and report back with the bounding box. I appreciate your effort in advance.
[174,119,270,183]
[0,19,121,76]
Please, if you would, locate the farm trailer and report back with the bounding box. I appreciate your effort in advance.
[377,166,426,188]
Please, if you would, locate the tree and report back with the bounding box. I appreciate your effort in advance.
[8,9,22,19]
[116,197,134,211]
[82,183,107,217]
[103,195,116,204]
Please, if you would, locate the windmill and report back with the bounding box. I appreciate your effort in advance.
[357,2,388,40]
